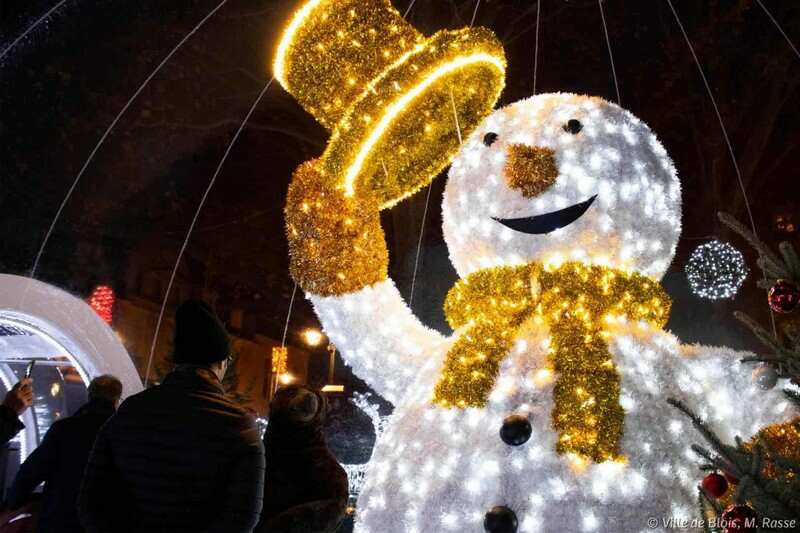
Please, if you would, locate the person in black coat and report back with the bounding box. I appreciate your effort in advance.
[0,378,33,446]
[257,385,348,533]
[7,375,122,533]
[78,300,264,533]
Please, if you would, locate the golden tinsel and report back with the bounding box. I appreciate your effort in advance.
[285,160,388,296]
[504,144,558,198]
[748,418,800,481]
[274,0,506,207]
[274,0,421,131]
[435,261,671,462]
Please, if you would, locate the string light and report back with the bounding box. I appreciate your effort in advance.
[685,240,747,300]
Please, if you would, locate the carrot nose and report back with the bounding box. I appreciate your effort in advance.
[504,144,558,198]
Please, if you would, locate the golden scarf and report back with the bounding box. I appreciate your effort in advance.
[435,261,671,462]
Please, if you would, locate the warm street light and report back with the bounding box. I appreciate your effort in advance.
[303,328,324,346]
[279,372,294,385]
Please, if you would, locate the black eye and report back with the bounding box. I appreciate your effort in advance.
[563,119,583,134]
[483,132,499,146]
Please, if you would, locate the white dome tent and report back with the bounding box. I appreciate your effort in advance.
[0,274,142,486]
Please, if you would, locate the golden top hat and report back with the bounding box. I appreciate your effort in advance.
[274,0,506,207]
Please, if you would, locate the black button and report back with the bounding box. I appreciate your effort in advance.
[500,414,532,446]
[563,119,583,134]
[484,506,518,533]
[483,132,499,146]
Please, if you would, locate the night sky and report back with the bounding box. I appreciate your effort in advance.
[2,0,799,400]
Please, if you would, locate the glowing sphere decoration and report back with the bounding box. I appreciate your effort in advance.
[685,240,748,300]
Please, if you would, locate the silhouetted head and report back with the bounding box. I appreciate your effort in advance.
[88,374,123,408]
[270,384,325,426]
[172,300,231,366]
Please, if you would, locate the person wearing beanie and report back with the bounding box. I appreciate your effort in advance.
[79,300,265,533]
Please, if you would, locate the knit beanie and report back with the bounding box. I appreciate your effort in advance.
[172,300,230,365]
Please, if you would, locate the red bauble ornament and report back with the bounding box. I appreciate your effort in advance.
[701,472,728,498]
[768,280,799,314]
[88,285,115,325]
[721,504,757,533]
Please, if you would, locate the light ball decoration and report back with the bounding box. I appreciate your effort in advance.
[685,240,748,300]
[87,285,115,325]
[275,0,506,209]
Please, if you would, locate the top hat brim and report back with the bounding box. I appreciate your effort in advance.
[318,27,506,209]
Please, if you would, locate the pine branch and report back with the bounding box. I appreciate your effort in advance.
[778,241,800,281]
[668,398,800,521]
[718,212,790,280]
[734,311,800,382]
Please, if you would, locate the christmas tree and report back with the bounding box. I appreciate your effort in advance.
[669,211,800,532]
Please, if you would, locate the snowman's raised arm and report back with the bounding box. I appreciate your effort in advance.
[309,281,447,405]
[285,160,447,405]
[674,344,796,441]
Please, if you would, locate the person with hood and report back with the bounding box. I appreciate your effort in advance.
[6,375,122,533]
[256,384,348,533]
[79,300,264,533]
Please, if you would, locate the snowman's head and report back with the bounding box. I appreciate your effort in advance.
[443,93,681,279]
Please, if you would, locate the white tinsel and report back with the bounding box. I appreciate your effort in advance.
[307,94,794,533]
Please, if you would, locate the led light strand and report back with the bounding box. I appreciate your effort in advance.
[28,0,229,280]
[470,0,482,28]
[0,0,69,61]
[282,282,298,347]
[665,0,776,336]
[402,0,417,19]
[756,0,800,61]
[598,0,620,105]
[146,76,274,386]
[408,90,464,308]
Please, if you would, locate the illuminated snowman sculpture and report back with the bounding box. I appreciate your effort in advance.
[275,2,794,532]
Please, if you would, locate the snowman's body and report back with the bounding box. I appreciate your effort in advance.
[303,94,795,532]
[313,280,791,533]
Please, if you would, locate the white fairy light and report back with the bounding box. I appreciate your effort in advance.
[685,239,748,300]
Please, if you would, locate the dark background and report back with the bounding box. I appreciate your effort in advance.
[1,0,799,431]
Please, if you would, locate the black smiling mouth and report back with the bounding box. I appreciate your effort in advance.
[492,195,597,235]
